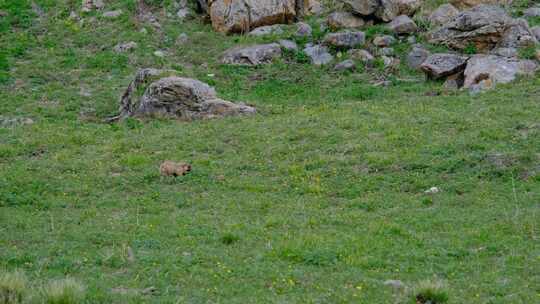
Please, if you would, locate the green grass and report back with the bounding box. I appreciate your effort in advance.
[1,0,539,303]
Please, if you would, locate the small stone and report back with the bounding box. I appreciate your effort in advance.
[103,10,123,18]
[334,59,356,71]
[348,49,375,65]
[153,50,166,58]
[221,44,282,66]
[424,187,440,194]
[387,15,417,34]
[176,33,189,44]
[176,8,192,19]
[407,36,417,44]
[296,22,312,37]
[327,11,365,30]
[384,280,405,290]
[303,44,334,65]
[114,41,137,53]
[278,39,298,51]
[373,35,396,47]
[248,25,284,36]
[323,31,365,49]
[379,47,395,56]
[532,26,540,41]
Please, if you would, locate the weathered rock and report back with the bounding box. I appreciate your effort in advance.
[463,55,538,90]
[449,0,513,10]
[304,44,334,65]
[387,15,417,34]
[221,44,282,65]
[429,4,459,27]
[407,45,430,69]
[297,0,324,17]
[373,35,396,47]
[117,69,256,120]
[497,19,538,49]
[176,33,189,45]
[334,59,356,71]
[323,31,365,49]
[428,5,512,52]
[278,39,298,51]
[420,53,468,79]
[407,35,417,44]
[82,0,104,12]
[0,116,34,128]
[296,22,312,37]
[209,0,296,34]
[103,10,123,18]
[348,49,375,65]
[114,42,137,53]
[327,12,365,30]
[381,55,400,68]
[376,0,422,22]
[342,0,380,16]
[523,7,540,17]
[532,26,540,41]
[490,47,518,57]
[248,25,284,36]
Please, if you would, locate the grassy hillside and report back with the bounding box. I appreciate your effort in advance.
[1,0,539,303]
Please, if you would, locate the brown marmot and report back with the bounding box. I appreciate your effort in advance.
[159,161,192,177]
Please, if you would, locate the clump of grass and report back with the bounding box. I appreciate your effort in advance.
[220,233,240,245]
[407,280,449,304]
[518,46,538,60]
[41,278,85,304]
[0,270,28,304]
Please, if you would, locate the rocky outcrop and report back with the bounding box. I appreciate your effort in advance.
[420,53,468,79]
[449,0,513,10]
[463,55,538,91]
[221,44,282,65]
[342,0,420,21]
[82,0,104,12]
[497,19,538,49]
[116,69,255,121]
[428,5,512,52]
[248,25,284,36]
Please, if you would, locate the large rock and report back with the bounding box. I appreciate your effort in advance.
[376,0,422,22]
[449,0,513,10]
[524,7,540,17]
[221,44,282,65]
[387,15,417,34]
[463,55,538,90]
[248,25,284,36]
[420,53,468,79]
[303,44,334,65]
[323,31,366,48]
[117,69,255,120]
[428,5,512,52]
[429,4,459,27]
[327,12,365,30]
[497,19,538,49]
[209,0,296,34]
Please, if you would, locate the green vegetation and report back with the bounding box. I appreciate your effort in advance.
[0,270,27,304]
[1,0,539,303]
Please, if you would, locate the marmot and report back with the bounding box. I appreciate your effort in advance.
[159,161,192,177]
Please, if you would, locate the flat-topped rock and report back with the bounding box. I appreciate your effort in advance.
[327,12,365,30]
[387,15,417,34]
[323,31,366,49]
[304,44,334,65]
[420,53,468,79]
[221,44,282,65]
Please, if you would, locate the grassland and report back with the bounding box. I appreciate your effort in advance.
[1,0,539,303]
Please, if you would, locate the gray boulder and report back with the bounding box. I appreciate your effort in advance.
[429,4,459,27]
[117,69,255,121]
[490,47,518,57]
[327,12,365,30]
[221,44,282,65]
[103,10,123,18]
[463,55,538,90]
[387,15,417,34]
[82,0,104,12]
[533,26,540,41]
[278,39,298,51]
[376,0,422,22]
[523,7,540,17]
[497,19,538,49]
[342,0,379,16]
[323,31,366,49]
[304,44,334,65]
[428,5,512,52]
[420,53,468,79]
[296,22,313,37]
[114,41,137,53]
[407,45,430,69]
